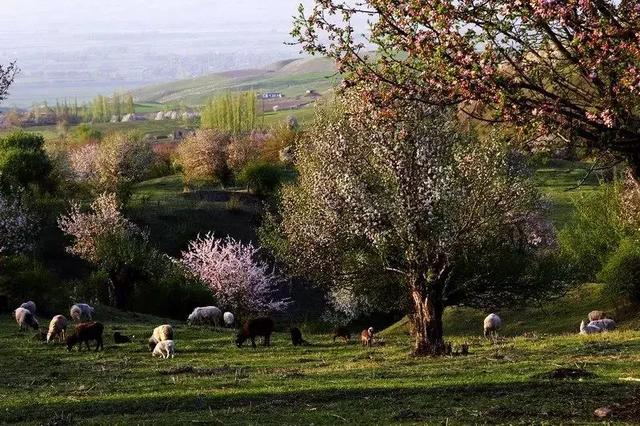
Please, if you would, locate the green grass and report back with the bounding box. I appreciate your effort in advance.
[2,284,640,424]
[127,175,261,255]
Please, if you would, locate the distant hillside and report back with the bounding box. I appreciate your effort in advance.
[132,57,339,106]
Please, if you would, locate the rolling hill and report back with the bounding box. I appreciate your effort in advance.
[132,56,339,106]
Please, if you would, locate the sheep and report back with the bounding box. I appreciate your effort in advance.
[290,327,308,346]
[236,317,274,348]
[46,315,68,343]
[152,340,175,359]
[66,321,104,351]
[187,306,222,326]
[483,313,502,339]
[332,326,351,343]
[70,303,95,322]
[223,312,235,327]
[588,310,608,322]
[14,307,39,331]
[360,327,374,348]
[113,332,133,344]
[580,320,602,334]
[589,318,616,331]
[148,324,174,351]
[19,301,36,315]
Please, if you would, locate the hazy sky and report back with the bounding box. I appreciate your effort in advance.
[0,0,310,33]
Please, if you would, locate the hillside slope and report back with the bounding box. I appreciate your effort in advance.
[132,57,339,105]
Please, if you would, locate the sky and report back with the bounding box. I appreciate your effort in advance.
[0,0,349,106]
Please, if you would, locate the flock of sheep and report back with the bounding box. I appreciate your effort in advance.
[12,302,618,360]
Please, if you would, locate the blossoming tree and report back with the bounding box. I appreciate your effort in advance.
[0,193,37,254]
[274,95,555,355]
[293,0,640,175]
[180,233,289,315]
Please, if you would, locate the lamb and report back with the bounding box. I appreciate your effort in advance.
[113,332,133,344]
[148,324,174,351]
[588,310,608,322]
[361,327,374,348]
[70,303,95,322]
[14,307,39,331]
[580,320,603,334]
[187,306,222,326]
[332,326,351,342]
[589,318,616,331]
[19,301,36,315]
[46,315,68,343]
[236,317,274,348]
[483,313,502,339]
[66,321,104,351]
[152,340,175,359]
[223,312,235,327]
[290,327,308,346]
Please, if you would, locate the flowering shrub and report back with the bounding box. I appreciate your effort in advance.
[58,193,139,263]
[69,143,99,182]
[177,130,232,187]
[180,233,289,314]
[0,192,37,254]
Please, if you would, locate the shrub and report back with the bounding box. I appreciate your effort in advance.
[599,238,640,305]
[237,161,290,196]
[72,123,102,143]
[177,129,232,188]
[0,131,52,192]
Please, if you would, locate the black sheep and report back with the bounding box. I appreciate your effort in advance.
[236,317,274,348]
[290,327,308,346]
[113,331,132,344]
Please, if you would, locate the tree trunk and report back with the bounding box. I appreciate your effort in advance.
[109,268,134,310]
[408,272,445,356]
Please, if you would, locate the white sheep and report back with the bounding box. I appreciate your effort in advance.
[223,312,235,327]
[19,301,36,315]
[152,340,175,359]
[588,318,616,331]
[580,320,602,334]
[148,324,174,351]
[187,306,222,326]
[47,315,68,343]
[14,307,39,331]
[70,303,95,322]
[483,313,502,339]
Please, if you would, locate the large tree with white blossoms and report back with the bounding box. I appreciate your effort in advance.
[273,94,556,355]
[180,233,289,315]
[0,192,37,254]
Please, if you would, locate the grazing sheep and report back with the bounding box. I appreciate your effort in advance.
[236,317,274,348]
[70,303,95,322]
[187,306,222,326]
[332,326,351,343]
[223,312,235,327]
[19,301,36,315]
[588,310,608,322]
[152,340,175,359]
[66,321,104,351]
[148,324,174,351]
[113,332,132,344]
[589,318,616,331]
[483,313,502,339]
[360,327,374,348]
[46,315,68,343]
[290,327,308,346]
[580,320,602,334]
[14,307,39,331]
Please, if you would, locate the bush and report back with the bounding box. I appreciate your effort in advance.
[177,129,232,188]
[599,238,640,305]
[237,161,290,196]
[72,123,102,143]
[0,131,52,192]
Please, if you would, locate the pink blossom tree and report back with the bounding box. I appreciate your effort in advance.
[293,0,640,176]
[69,143,100,182]
[180,233,289,315]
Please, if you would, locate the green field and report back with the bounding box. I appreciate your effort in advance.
[2,284,639,425]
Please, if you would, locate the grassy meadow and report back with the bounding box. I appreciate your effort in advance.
[2,284,640,425]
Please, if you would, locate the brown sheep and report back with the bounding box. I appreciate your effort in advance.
[332,326,351,343]
[360,327,374,348]
[66,322,104,352]
[588,310,608,322]
[236,317,274,348]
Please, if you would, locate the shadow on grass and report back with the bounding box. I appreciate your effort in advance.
[5,381,637,424]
